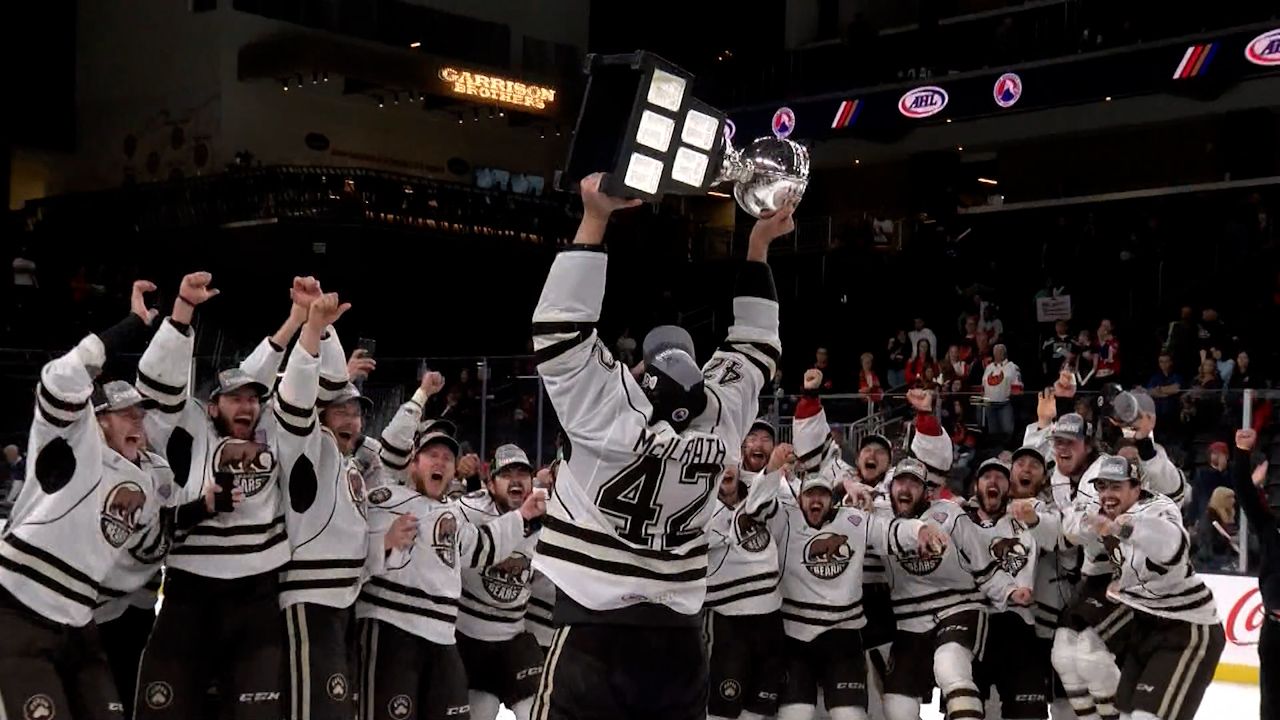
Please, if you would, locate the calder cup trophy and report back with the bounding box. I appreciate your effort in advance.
[559,51,810,217]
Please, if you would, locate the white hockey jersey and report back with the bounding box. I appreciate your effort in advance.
[1078,492,1219,626]
[531,248,779,616]
[455,489,539,642]
[1021,494,1076,639]
[526,571,556,647]
[959,502,1039,627]
[136,318,289,578]
[94,451,185,624]
[883,499,1020,633]
[776,498,926,641]
[706,469,783,616]
[274,338,370,610]
[1,333,177,626]
[357,483,528,644]
[376,396,424,483]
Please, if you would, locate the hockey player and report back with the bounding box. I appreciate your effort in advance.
[880,458,1034,720]
[706,441,792,720]
[272,290,388,720]
[965,458,1045,720]
[1071,456,1225,720]
[791,373,944,701]
[529,173,788,720]
[455,444,546,720]
[133,272,316,720]
[0,280,171,720]
[1027,407,1185,720]
[1005,446,1078,720]
[358,427,546,720]
[774,461,945,720]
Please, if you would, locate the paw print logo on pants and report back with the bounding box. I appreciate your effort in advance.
[388,694,413,719]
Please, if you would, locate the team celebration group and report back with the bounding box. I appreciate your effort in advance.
[0,174,1236,720]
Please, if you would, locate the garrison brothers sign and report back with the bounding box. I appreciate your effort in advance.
[437,67,557,112]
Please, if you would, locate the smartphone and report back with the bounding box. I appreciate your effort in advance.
[357,337,377,358]
[214,473,235,512]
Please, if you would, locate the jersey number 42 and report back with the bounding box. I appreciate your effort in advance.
[596,456,721,550]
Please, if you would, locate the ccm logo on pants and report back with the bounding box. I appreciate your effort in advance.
[239,692,281,703]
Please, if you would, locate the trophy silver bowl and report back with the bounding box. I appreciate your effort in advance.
[717,136,811,218]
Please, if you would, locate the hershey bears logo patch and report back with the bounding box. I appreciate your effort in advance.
[482,551,533,603]
[897,549,944,576]
[735,513,771,552]
[326,673,348,700]
[23,694,55,720]
[990,536,1029,577]
[212,439,275,498]
[433,512,459,567]
[388,694,412,719]
[346,466,366,517]
[100,481,147,548]
[803,532,852,579]
[144,682,173,710]
[719,679,742,700]
[368,486,392,505]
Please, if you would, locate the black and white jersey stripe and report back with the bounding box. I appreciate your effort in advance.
[781,596,865,631]
[170,514,288,557]
[892,587,985,624]
[459,589,528,626]
[0,534,100,612]
[536,515,709,584]
[705,570,780,610]
[279,557,366,594]
[359,576,459,625]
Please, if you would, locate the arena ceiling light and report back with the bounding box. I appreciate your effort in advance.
[560,51,731,202]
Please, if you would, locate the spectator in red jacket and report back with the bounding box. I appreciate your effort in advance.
[857,352,883,403]
[905,339,941,387]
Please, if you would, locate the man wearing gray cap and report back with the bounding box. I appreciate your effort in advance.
[1021,398,1185,720]
[454,443,544,720]
[133,272,317,720]
[529,173,789,720]
[0,280,195,720]
[271,290,389,720]
[1068,455,1224,720]
[879,457,1033,720]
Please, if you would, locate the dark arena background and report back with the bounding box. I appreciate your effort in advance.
[2,2,1279,719]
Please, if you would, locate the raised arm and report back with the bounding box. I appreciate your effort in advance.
[239,276,322,391]
[1131,412,1187,505]
[531,173,640,439]
[792,370,833,476]
[701,205,790,464]
[136,272,220,448]
[1232,429,1275,534]
[378,371,445,478]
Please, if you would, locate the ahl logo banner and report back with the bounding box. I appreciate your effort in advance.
[1245,28,1280,66]
[898,86,948,118]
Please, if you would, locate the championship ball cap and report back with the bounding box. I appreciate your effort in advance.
[1093,455,1137,484]
[860,433,892,453]
[977,457,1011,479]
[749,418,777,442]
[414,430,459,458]
[1011,445,1046,467]
[1050,413,1088,441]
[799,473,835,495]
[642,325,702,391]
[92,380,145,414]
[322,383,374,414]
[210,368,269,399]
[491,444,533,475]
[417,417,459,441]
[893,457,929,484]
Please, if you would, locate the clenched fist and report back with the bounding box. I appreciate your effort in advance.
[804,368,824,391]
[456,452,480,479]
[384,514,419,552]
[767,443,796,473]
